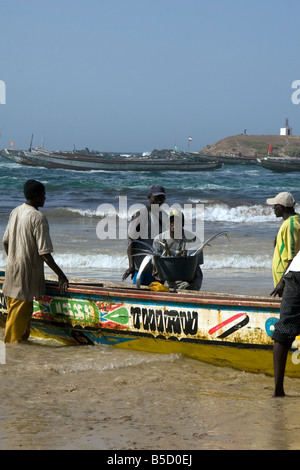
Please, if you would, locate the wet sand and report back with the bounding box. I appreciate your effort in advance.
[1,336,300,451]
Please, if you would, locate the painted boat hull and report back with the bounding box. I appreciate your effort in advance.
[0,149,34,166]
[1,149,223,172]
[1,271,300,377]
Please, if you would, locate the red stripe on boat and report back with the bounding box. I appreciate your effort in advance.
[208,313,246,335]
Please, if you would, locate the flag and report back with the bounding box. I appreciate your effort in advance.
[188,136,192,142]
[268,144,272,153]
[10,141,14,147]
[174,145,178,150]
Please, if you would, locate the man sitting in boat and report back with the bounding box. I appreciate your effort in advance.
[122,185,168,286]
[153,209,203,291]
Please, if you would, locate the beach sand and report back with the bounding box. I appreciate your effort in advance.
[1,331,300,451]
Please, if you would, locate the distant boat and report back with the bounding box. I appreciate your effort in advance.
[1,148,223,172]
[196,153,259,165]
[257,157,300,173]
[0,148,33,165]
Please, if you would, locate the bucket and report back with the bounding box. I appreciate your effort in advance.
[154,256,198,282]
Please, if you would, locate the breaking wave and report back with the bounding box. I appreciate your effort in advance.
[0,251,271,273]
[45,202,284,225]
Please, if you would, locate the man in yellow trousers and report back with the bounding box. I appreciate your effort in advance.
[2,179,68,343]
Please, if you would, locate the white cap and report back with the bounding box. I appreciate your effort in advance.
[266,192,295,207]
[169,208,183,218]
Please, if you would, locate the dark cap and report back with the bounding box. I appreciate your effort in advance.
[148,184,166,197]
[24,180,45,199]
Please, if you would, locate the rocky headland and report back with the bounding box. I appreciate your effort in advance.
[199,134,300,159]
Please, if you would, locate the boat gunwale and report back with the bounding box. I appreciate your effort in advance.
[0,270,281,309]
[42,278,281,310]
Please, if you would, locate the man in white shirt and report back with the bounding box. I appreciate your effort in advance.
[272,250,300,396]
[153,209,203,291]
[2,179,68,343]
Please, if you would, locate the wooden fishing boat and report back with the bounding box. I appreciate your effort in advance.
[257,157,300,172]
[1,148,223,172]
[1,270,300,378]
[0,149,34,166]
[197,153,260,165]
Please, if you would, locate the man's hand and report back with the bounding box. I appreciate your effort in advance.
[42,253,68,293]
[122,266,135,281]
[58,274,69,294]
[270,278,285,297]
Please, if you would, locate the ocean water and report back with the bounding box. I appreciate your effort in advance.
[1,157,295,294]
[1,156,300,451]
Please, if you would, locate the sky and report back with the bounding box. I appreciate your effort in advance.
[0,0,299,153]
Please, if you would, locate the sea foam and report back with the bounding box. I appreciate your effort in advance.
[52,202,282,225]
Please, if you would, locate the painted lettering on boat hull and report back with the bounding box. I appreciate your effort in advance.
[0,287,278,346]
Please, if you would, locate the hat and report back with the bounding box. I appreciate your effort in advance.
[24,180,45,199]
[148,184,166,197]
[266,192,295,207]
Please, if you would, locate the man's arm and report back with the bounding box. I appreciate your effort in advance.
[270,259,293,297]
[122,240,135,281]
[42,253,68,293]
[3,241,8,255]
[122,210,142,281]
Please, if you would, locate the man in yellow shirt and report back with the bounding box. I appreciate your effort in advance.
[267,192,300,396]
[267,191,300,297]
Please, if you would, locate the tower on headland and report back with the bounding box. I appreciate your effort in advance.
[280,118,292,136]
